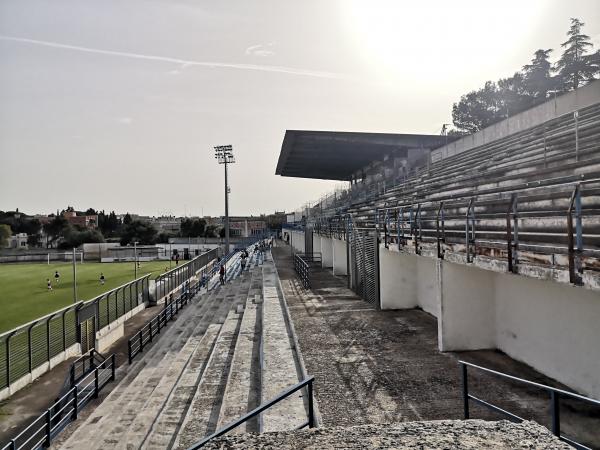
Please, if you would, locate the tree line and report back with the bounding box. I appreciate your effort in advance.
[0,209,225,249]
[451,18,600,134]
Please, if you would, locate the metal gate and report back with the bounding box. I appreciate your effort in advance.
[350,228,380,306]
[77,303,97,353]
[305,225,313,255]
[80,319,95,353]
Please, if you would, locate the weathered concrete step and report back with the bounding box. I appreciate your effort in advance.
[59,273,252,449]
[173,310,242,449]
[60,290,223,448]
[113,331,206,449]
[141,324,221,450]
[261,258,306,432]
[216,280,260,433]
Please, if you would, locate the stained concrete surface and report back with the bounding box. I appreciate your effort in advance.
[272,244,600,449]
[201,419,571,449]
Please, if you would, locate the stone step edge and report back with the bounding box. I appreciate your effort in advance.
[171,308,243,449]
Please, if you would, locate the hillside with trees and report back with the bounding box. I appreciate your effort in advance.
[451,18,600,134]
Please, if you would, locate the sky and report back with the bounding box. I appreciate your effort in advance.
[0,0,598,217]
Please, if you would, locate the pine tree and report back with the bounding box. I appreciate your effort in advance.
[555,18,595,90]
[522,49,556,100]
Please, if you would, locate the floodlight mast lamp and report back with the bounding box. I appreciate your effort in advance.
[214,145,235,254]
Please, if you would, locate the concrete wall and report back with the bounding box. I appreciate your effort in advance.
[379,247,439,316]
[377,245,600,398]
[431,80,600,162]
[494,273,600,399]
[332,238,347,275]
[313,234,322,254]
[438,261,496,351]
[321,236,333,268]
[0,343,81,401]
[95,302,146,352]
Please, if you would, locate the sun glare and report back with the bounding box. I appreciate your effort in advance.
[342,0,544,85]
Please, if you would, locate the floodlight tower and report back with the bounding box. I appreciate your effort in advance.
[214,145,235,253]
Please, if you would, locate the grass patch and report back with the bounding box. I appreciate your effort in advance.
[0,261,171,333]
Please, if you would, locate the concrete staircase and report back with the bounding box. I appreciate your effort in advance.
[57,250,308,450]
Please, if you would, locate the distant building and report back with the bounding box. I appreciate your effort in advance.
[228,217,267,237]
[63,211,98,229]
[151,216,181,233]
[5,233,28,249]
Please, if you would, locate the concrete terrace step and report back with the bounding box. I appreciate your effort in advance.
[135,323,222,450]
[216,276,261,433]
[59,272,252,449]
[173,310,242,449]
[59,291,219,448]
[261,256,307,432]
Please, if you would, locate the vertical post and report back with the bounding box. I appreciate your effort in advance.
[224,156,230,254]
[94,368,99,398]
[550,391,560,437]
[46,317,51,361]
[72,247,77,304]
[134,241,138,279]
[574,110,579,162]
[45,408,52,446]
[28,325,33,373]
[307,380,315,428]
[128,340,132,365]
[461,363,469,419]
[111,354,116,381]
[72,386,78,420]
[6,336,10,387]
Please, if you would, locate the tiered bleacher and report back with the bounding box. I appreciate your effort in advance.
[55,247,308,450]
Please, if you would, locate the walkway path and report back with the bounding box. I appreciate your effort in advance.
[271,243,599,448]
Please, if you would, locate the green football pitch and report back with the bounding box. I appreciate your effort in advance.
[0,261,171,333]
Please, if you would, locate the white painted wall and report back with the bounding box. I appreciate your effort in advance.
[438,261,496,352]
[321,237,333,268]
[494,273,600,399]
[417,257,438,317]
[332,238,347,275]
[380,248,417,309]
[377,246,600,397]
[313,234,322,254]
[379,247,439,315]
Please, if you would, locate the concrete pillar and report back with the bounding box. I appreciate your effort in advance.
[332,238,347,275]
[321,237,333,268]
[313,234,322,254]
[437,260,495,352]
[379,248,417,309]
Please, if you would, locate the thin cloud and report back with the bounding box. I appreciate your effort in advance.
[245,43,275,57]
[116,117,132,125]
[0,35,345,80]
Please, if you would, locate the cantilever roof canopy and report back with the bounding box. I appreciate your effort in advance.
[275,130,449,181]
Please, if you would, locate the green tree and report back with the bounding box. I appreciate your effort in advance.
[0,224,11,247]
[496,72,533,118]
[180,218,207,237]
[59,227,105,249]
[452,81,502,133]
[120,221,157,245]
[555,18,596,90]
[43,215,68,246]
[123,213,132,225]
[522,49,556,100]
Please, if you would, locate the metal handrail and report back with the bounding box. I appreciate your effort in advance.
[186,376,315,449]
[459,360,600,450]
[2,354,116,450]
[294,254,311,289]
